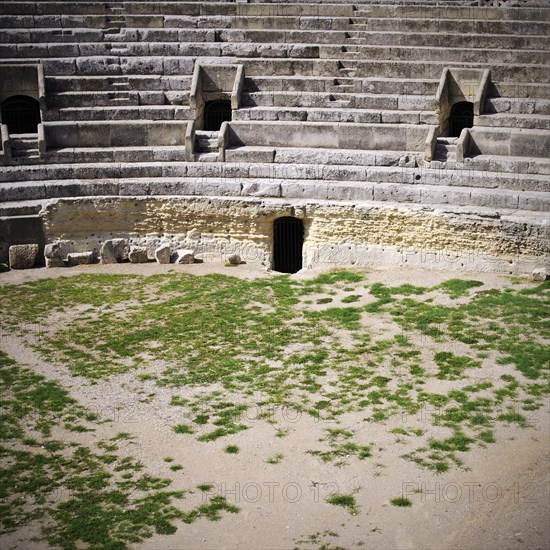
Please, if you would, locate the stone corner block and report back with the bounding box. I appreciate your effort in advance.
[128,246,149,264]
[154,244,172,264]
[171,249,195,264]
[9,244,39,270]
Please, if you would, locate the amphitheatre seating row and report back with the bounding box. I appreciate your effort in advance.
[1,3,547,130]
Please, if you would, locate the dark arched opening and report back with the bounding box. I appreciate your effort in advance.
[204,100,232,131]
[1,95,41,134]
[273,217,304,274]
[449,101,473,138]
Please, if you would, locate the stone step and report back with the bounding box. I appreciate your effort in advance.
[1,56,195,78]
[344,31,548,49]
[474,113,550,130]
[233,106,438,124]
[247,76,439,95]
[46,75,192,93]
[242,91,351,108]
[345,17,548,36]
[485,97,550,116]
[1,11,547,35]
[12,148,39,157]
[241,91,435,110]
[360,78,439,95]
[10,38,542,67]
[196,152,221,162]
[48,91,189,108]
[1,159,547,192]
[242,57,550,82]
[0,176,547,211]
[5,51,546,82]
[348,59,549,83]
[490,82,550,100]
[44,105,193,121]
[44,147,189,164]
[1,2,547,20]
[0,199,43,217]
[195,131,218,138]
[10,135,39,150]
[3,24,547,51]
[196,138,218,150]
[320,44,549,65]
[463,154,550,177]
[351,5,548,21]
[437,137,459,145]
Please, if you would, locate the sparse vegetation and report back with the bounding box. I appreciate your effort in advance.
[390,497,412,507]
[0,271,547,547]
[326,493,359,515]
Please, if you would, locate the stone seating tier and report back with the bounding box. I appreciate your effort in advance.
[0,0,548,273]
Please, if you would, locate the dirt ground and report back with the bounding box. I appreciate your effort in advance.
[1,262,549,550]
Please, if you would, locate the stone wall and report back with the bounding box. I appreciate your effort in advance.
[40,196,549,274]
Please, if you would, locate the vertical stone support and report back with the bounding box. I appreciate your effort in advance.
[185,119,196,161]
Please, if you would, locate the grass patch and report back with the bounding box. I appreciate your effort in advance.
[390,497,412,507]
[434,352,481,380]
[266,453,284,464]
[438,279,484,299]
[326,493,358,515]
[173,423,195,435]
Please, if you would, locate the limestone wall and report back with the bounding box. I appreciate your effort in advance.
[40,196,549,274]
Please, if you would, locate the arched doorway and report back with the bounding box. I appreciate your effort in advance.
[1,95,41,134]
[204,100,232,131]
[449,101,473,138]
[273,217,304,274]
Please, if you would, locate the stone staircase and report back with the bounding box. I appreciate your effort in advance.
[9,135,40,165]
[194,131,220,162]
[432,137,458,168]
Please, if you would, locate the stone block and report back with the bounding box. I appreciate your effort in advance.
[44,243,64,268]
[46,257,65,268]
[155,244,171,264]
[9,244,39,270]
[110,239,127,260]
[100,240,118,264]
[128,246,149,263]
[67,251,95,265]
[241,180,281,197]
[532,268,547,281]
[228,254,242,265]
[171,249,195,264]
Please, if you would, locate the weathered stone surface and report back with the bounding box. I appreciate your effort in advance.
[111,238,127,261]
[532,268,547,281]
[40,196,550,276]
[67,251,95,265]
[155,244,171,264]
[227,254,242,265]
[128,246,149,263]
[100,241,118,264]
[44,243,64,268]
[46,257,65,268]
[9,244,39,269]
[100,239,126,264]
[172,249,195,264]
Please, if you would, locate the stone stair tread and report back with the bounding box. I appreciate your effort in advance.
[1,176,546,212]
[0,199,44,217]
[0,160,550,185]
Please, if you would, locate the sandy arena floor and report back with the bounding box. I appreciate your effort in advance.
[0,262,548,550]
